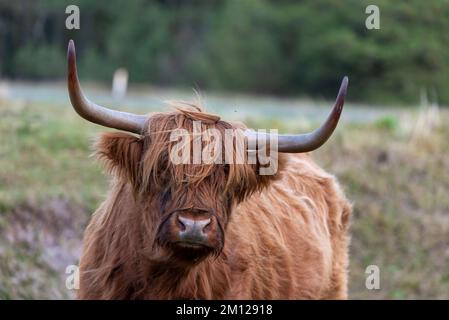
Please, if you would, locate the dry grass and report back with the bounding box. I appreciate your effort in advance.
[0,100,448,299]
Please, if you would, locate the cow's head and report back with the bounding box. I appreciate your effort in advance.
[67,40,348,265]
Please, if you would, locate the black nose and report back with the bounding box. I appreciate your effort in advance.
[177,216,211,244]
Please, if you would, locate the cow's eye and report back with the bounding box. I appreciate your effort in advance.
[161,188,171,206]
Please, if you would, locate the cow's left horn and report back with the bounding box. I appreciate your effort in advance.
[247,77,348,153]
[67,40,146,134]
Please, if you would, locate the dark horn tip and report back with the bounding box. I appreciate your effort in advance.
[335,76,348,107]
[340,76,349,96]
[67,40,75,59]
[67,40,78,91]
[330,76,348,118]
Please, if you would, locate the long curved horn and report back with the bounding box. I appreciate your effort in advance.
[247,77,348,153]
[67,40,146,134]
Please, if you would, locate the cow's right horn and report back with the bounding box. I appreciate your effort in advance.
[67,40,147,134]
[246,77,348,153]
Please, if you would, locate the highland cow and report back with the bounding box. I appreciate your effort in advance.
[67,40,352,299]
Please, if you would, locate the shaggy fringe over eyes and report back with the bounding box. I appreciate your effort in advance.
[94,102,284,201]
[139,102,283,201]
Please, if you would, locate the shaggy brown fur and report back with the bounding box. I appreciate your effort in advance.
[78,103,352,299]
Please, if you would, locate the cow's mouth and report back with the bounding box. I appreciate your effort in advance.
[169,241,215,262]
[175,241,211,249]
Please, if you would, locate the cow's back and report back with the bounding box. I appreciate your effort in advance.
[227,154,351,299]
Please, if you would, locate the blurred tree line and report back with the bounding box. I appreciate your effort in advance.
[1,0,448,105]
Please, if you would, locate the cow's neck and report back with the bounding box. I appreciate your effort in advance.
[143,253,231,299]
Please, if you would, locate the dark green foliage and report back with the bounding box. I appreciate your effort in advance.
[1,0,448,104]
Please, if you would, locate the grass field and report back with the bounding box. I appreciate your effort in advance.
[1,89,448,299]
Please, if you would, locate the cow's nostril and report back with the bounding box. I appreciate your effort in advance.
[178,216,195,231]
[198,218,211,234]
[177,215,186,231]
[177,216,212,242]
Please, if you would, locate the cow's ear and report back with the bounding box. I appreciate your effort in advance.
[252,152,287,191]
[95,132,143,185]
